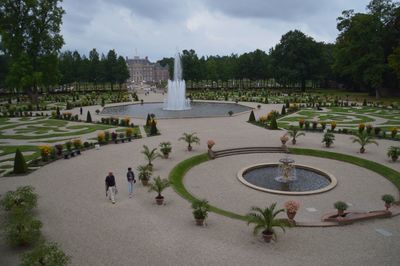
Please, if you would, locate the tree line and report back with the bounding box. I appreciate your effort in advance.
[158,0,399,97]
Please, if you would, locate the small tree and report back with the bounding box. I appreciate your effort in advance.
[351,132,378,153]
[21,241,70,266]
[179,132,200,151]
[86,111,92,123]
[13,148,28,174]
[146,114,151,127]
[148,176,170,205]
[192,199,210,226]
[288,126,305,145]
[322,132,335,148]
[281,105,286,115]
[269,116,278,130]
[141,145,161,168]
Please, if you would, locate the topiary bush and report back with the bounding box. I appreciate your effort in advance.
[0,186,38,212]
[248,110,255,122]
[150,120,158,136]
[13,148,28,174]
[86,110,92,123]
[20,241,70,266]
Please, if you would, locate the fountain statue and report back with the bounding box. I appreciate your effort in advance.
[163,52,191,110]
[275,157,297,183]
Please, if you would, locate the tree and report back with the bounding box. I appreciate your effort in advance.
[116,56,130,89]
[13,148,28,174]
[248,110,256,122]
[89,48,101,88]
[0,0,65,100]
[86,111,92,123]
[105,49,118,89]
[270,30,322,91]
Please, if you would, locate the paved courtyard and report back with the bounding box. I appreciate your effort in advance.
[0,92,399,266]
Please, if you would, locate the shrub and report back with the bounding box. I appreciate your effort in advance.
[65,141,72,152]
[299,118,305,128]
[334,201,348,211]
[86,110,92,123]
[119,132,125,139]
[312,121,318,130]
[97,132,105,143]
[374,127,382,136]
[55,144,63,156]
[126,127,133,138]
[13,148,28,174]
[281,105,286,115]
[391,128,397,138]
[111,132,118,141]
[248,110,256,122]
[320,121,326,130]
[73,139,82,149]
[40,146,52,162]
[192,199,210,220]
[382,194,395,204]
[269,116,278,130]
[5,210,42,246]
[83,141,90,148]
[146,114,151,127]
[21,241,70,266]
[104,131,110,142]
[0,186,38,212]
[305,121,310,130]
[150,120,158,136]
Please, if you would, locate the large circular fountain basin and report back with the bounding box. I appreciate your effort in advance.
[101,101,252,119]
[237,163,337,195]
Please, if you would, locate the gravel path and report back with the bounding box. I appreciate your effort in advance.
[0,94,399,266]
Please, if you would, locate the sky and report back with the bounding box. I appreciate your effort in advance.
[60,0,370,61]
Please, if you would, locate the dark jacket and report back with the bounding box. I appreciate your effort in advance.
[127,170,135,182]
[105,175,116,189]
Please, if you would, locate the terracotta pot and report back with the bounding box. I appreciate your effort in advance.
[163,153,169,159]
[141,179,149,186]
[262,231,273,243]
[155,196,164,205]
[287,211,296,220]
[360,147,365,154]
[385,203,391,210]
[292,139,297,145]
[337,209,345,217]
[325,143,331,148]
[188,146,193,151]
[391,156,398,162]
[207,144,213,150]
[195,218,204,226]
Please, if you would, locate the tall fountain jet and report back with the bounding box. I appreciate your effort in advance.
[163,52,191,110]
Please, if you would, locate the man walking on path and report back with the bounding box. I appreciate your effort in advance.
[105,172,117,204]
[127,167,136,198]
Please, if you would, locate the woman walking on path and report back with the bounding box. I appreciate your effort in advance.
[127,167,136,198]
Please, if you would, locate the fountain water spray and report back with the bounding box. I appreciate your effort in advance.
[163,52,191,110]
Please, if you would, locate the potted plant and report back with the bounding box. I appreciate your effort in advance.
[119,132,125,143]
[284,200,300,220]
[111,132,118,143]
[322,132,335,148]
[55,144,63,156]
[246,203,290,243]
[192,199,210,226]
[351,132,378,153]
[207,140,215,150]
[288,126,305,145]
[280,134,289,145]
[137,164,152,186]
[141,145,161,170]
[387,146,399,162]
[330,121,337,131]
[148,176,170,205]
[159,142,172,159]
[381,194,395,211]
[334,201,348,217]
[179,132,200,151]
[73,139,82,154]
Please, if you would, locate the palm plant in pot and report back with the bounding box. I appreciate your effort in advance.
[387,146,399,162]
[381,194,395,211]
[141,145,161,170]
[179,132,200,151]
[137,164,152,186]
[159,142,172,159]
[334,201,348,217]
[350,132,378,153]
[246,203,290,243]
[192,199,210,226]
[148,176,170,205]
[288,126,305,145]
[322,132,335,148]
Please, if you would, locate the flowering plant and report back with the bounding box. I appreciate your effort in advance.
[331,121,337,131]
[284,200,300,213]
[97,132,105,143]
[40,145,52,161]
[259,116,268,123]
[207,140,215,147]
[358,123,365,133]
[299,118,305,128]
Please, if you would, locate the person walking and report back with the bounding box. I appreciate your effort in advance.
[105,172,117,204]
[127,167,136,198]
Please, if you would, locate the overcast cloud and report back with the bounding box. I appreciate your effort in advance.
[60,0,369,61]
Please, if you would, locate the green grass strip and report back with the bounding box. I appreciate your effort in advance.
[169,153,247,221]
[169,148,400,222]
[289,148,400,191]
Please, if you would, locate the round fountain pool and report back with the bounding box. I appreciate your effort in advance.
[101,101,252,119]
[237,163,337,195]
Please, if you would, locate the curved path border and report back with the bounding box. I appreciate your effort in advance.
[169,147,400,226]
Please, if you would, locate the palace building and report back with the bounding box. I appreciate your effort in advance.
[126,56,169,83]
